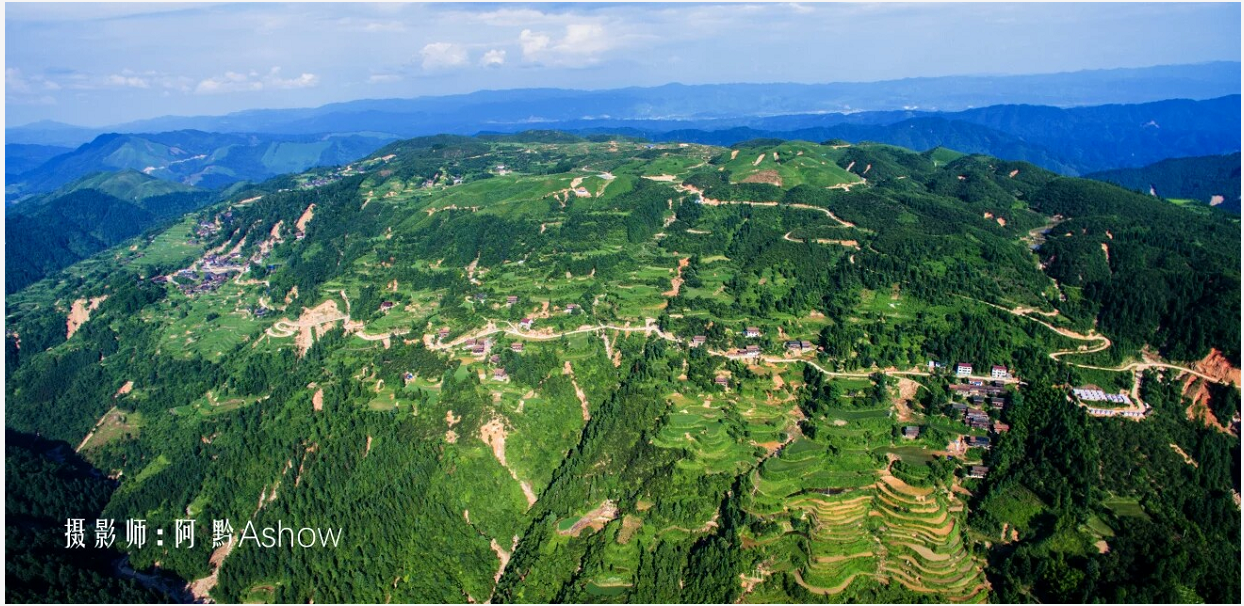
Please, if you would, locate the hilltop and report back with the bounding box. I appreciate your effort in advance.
[1087,152,1242,212]
[5,134,1239,604]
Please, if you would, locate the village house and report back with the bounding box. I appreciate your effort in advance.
[475,293,488,302]
[951,384,1007,398]
[506,295,519,306]
[992,421,1010,433]
[967,465,990,479]
[379,301,395,311]
[989,397,1007,410]
[901,426,921,440]
[519,318,534,330]
[965,436,992,450]
[956,362,973,377]
[690,335,707,347]
[573,187,592,198]
[511,342,524,352]
[438,327,451,339]
[565,304,580,313]
[489,354,501,365]
[744,326,761,338]
[991,365,1010,379]
[714,376,730,388]
[965,409,991,430]
[737,344,761,359]
[785,340,815,352]
[493,368,509,381]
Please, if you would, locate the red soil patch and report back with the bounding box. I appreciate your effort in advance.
[741,169,782,186]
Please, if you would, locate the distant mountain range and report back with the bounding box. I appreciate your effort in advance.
[611,95,1242,175]
[8,95,1237,202]
[8,62,1239,146]
[5,131,395,201]
[1087,153,1242,213]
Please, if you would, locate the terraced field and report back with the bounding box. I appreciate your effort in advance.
[743,409,988,602]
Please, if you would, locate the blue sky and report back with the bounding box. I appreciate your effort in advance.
[5,2,1240,127]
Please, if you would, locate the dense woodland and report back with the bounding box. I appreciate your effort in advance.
[1086,152,1242,212]
[4,133,1239,603]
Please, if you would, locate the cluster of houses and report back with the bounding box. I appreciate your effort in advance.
[303,176,339,189]
[785,340,815,353]
[192,219,221,241]
[170,269,231,295]
[951,382,1009,409]
[731,344,761,359]
[937,362,1011,379]
[1073,387,1133,406]
[421,173,464,188]
[461,337,493,358]
[1071,386,1146,418]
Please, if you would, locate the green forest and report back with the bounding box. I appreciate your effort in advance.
[5,133,1240,603]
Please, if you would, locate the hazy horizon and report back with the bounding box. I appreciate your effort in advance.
[8,59,1241,130]
[6,2,1241,128]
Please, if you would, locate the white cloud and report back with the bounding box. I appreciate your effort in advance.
[6,68,63,104]
[480,49,507,68]
[194,67,318,94]
[519,23,615,66]
[107,74,150,88]
[519,29,551,57]
[266,67,320,89]
[6,68,33,94]
[6,68,63,93]
[420,42,469,70]
[367,73,404,84]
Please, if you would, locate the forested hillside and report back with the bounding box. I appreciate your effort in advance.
[4,171,218,293]
[5,134,1239,603]
[1087,152,1242,212]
